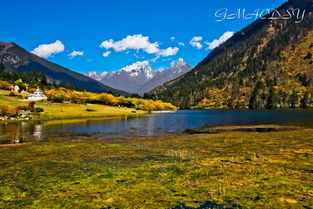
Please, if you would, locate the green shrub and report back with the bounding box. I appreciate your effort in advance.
[50,94,67,103]
[85,108,96,112]
[9,91,17,96]
[17,105,28,111]
[28,102,36,112]
[35,107,44,113]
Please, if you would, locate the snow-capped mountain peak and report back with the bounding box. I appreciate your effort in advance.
[117,61,155,80]
[101,71,114,78]
[86,71,114,81]
[86,58,192,94]
[86,71,101,81]
[138,58,192,94]
[170,58,187,69]
[120,61,149,72]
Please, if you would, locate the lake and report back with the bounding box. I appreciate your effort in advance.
[1,109,313,144]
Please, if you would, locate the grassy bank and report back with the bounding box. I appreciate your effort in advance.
[0,128,312,208]
[0,90,29,107]
[38,103,145,120]
[0,90,146,121]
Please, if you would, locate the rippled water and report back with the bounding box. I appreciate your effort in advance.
[1,109,313,144]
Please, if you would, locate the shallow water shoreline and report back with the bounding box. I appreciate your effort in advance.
[0,127,312,208]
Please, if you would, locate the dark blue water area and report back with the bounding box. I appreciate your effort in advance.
[65,109,313,133]
[1,109,313,143]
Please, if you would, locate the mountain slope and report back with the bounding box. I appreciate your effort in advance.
[0,42,128,95]
[138,58,192,95]
[105,62,156,93]
[147,0,313,108]
[86,59,192,94]
[87,61,156,94]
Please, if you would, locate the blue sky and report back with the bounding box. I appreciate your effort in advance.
[1,0,286,74]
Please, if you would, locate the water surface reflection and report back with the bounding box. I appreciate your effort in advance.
[1,109,313,144]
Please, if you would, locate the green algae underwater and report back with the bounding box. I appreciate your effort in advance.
[0,127,313,208]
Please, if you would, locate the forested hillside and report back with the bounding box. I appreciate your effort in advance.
[146,0,313,109]
[0,42,127,96]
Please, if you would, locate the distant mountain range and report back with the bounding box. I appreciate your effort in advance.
[146,0,313,109]
[0,42,128,96]
[86,58,192,95]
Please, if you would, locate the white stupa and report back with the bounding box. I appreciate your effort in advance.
[28,89,47,101]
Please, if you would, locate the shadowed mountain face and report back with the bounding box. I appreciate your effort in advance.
[146,0,313,108]
[87,59,192,95]
[0,42,128,95]
[87,62,156,94]
[138,59,192,95]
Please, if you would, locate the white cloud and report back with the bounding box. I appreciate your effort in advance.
[189,36,203,49]
[178,42,185,46]
[31,40,64,58]
[102,51,111,57]
[170,36,175,41]
[68,50,84,58]
[121,61,149,72]
[100,34,179,59]
[205,31,234,50]
[100,34,159,54]
[149,47,179,62]
[157,47,179,57]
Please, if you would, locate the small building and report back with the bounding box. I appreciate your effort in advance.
[28,89,47,101]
